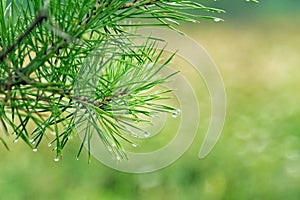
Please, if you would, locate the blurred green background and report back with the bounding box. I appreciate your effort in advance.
[1,1,300,199]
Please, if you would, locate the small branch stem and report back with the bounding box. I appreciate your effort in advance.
[120,0,160,9]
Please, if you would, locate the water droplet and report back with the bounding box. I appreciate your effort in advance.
[151,113,159,118]
[48,143,52,147]
[116,156,121,161]
[50,131,56,136]
[13,138,18,143]
[76,157,79,161]
[132,143,138,148]
[54,157,60,162]
[107,146,112,152]
[29,139,34,143]
[144,132,150,137]
[111,143,116,147]
[214,18,222,22]
[132,133,138,138]
[33,148,38,152]
[172,109,181,118]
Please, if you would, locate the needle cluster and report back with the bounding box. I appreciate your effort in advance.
[0,0,223,160]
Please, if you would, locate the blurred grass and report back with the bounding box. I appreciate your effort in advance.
[1,9,300,200]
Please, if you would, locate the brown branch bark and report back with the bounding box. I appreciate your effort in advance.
[120,0,160,9]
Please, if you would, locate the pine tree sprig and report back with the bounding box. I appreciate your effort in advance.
[0,1,251,160]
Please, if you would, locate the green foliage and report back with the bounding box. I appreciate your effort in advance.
[0,0,258,160]
[0,0,223,160]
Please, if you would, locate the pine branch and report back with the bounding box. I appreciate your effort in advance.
[0,0,255,160]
